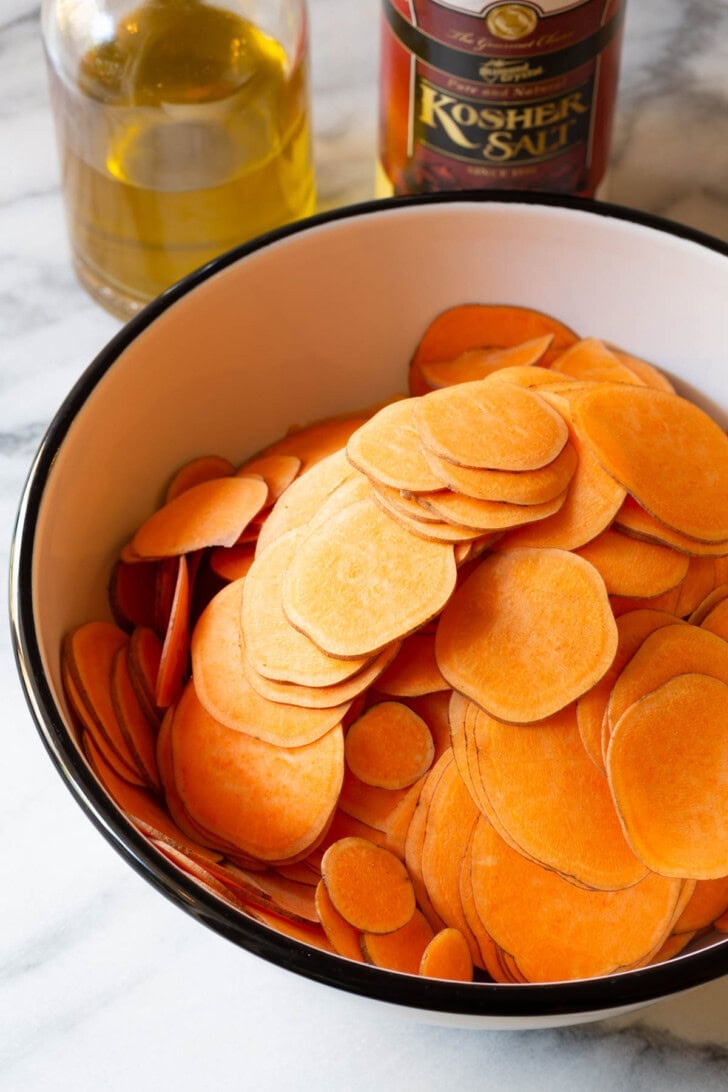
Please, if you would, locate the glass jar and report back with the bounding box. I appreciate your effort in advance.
[42,0,316,319]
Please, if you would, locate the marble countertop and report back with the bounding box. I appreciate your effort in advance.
[2,1,728,1088]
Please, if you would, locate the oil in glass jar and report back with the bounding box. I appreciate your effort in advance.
[43,0,316,318]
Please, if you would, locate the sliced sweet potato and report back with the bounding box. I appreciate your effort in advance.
[255,449,357,555]
[110,646,162,791]
[672,877,728,934]
[344,701,434,790]
[468,701,647,890]
[572,385,728,543]
[374,633,448,697]
[362,909,435,974]
[208,542,256,582]
[417,335,554,391]
[607,673,728,878]
[416,487,567,533]
[346,398,444,493]
[191,580,350,746]
[164,454,235,503]
[283,495,457,659]
[320,836,416,934]
[249,411,372,472]
[170,682,344,862]
[419,928,473,982]
[155,554,190,709]
[436,547,617,723]
[108,559,159,632]
[131,476,269,559]
[314,880,364,962]
[469,815,682,982]
[421,440,577,506]
[414,381,569,472]
[574,528,689,599]
[614,496,728,558]
[550,338,648,386]
[235,453,302,501]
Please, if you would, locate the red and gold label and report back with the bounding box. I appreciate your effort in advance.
[378,0,626,197]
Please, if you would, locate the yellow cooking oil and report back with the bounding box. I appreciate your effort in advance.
[50,0,315,316]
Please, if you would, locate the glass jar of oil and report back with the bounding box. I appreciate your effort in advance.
[42,0,316,319]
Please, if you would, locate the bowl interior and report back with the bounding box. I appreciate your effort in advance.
[14,196,728,1022]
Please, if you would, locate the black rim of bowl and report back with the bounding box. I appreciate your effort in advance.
[10,191,728,1020]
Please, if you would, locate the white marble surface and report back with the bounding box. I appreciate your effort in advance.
[2,1,728,1088]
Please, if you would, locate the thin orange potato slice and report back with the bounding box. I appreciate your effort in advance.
[346,398,444,493]
[345,701,434,790]
[419,928,474,982]
[110,645,162,791]
[469,702,647,891]
[374,633,448,697]
[321,836,416,934]
[241,640,400,710]
[607,673,728,879]
[362,909,435,974]
[607,345,676,393]
[701,598,728,641]
[606,622,728,736]
[614,496,728,558]
[674,557,719,618]
[418,756,483,964]
[283,495,457,659]
[208,542,256,582]
[62,622,145,782]
[127,625,163,727]
[550,338,648,386]
[243,529,373,685]
[408,303,578,374]
[314,880,365,962]
[417,335,554,391]
[250,411,372,472]
[414,381,569,472]
[574,608,679,771]
[164,454,235,503]
[469,815,682,982]
[572,385,728,543]
[154,554,190,709]
[436,547,617,723]
[421,440,577,506]
[235,453,302,501]
[171,681,344,862]
[458,829,507,979]
[574,528,689,599]
[255,449,358,554]
[496,414,627,552]
[338,767,409,832]
[416,487,567,532]
[131,476,269,559]
[689,582,728,626]
[191,580,350,746]
[108,559,159,631]
[672,877,728,934]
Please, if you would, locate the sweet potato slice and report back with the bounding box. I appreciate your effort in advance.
[346,398,444,493]
[164,454,235,503]
[673,557,719,618]
[321,836,416,934]
[409,303,577,374]
[108,559,159,631]
[574,608,678,771]
[607,345,675,393]
[155,554,190,709]
[362,909,435,974]
[469,815,682,982]
[344,701,434,791]
[243,529,373,685]
[417,335,554,391]
[338,767,409,832]
[171,682,344,862]
[468,702,647,890]
[607,673,728,878]
[130,476,269,559]
[572,385,728,543]
[497,417,626,552]
[235,453,302,501]
[701,598,728,641]
[672,877,728,934]
[614,496,728,558]
[416,487,567,532]
[414,381,569,472]
[250,411,372,472]
[314,880,364,962]
[421,440,577,506]
[436,547,617,723]
[574,528,689,599]
[127,625,163,727]
[283,495,457,659]
[208,543,256,582]
[606,622,728,735]
[419,928,473,982]
[110,646,162,791]
[550,338,648,386]
[191,580,350,746]
[255,449,357,555]
[375,633,448,697]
